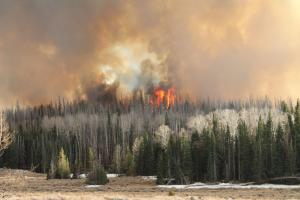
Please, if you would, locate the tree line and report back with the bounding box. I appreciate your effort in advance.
[0,96,299,184]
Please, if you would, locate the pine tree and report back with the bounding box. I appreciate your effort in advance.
[180,138,192,183]
[224,125,233,181]
[287,113,296,174]
[156,152,165,184]
[56,148,70,179]
[253,116,264,180]
[237,120,254,180]
[191,132,201,181]
[143,136,155,175]
[86,163,109,185]
[273,124,285,176]
[262,113,274,178]
[294,101,300,173]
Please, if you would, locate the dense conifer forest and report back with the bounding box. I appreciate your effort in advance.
[1,95,299,184]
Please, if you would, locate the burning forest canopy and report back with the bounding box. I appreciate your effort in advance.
[1,0,300,107]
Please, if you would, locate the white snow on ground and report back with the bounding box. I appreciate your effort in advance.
[85,185,102,188]
[78,174,87,179]
[107,174,119,178]
[141,176,157,180]
[158,182,300,189]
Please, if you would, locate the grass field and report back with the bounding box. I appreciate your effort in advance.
[1,169,300,200]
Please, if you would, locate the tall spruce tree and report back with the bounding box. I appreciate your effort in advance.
[253,116,264,180]
[273,124,285,176]
[237,120,254,180]
[262,113,274,178]
[294,101,300,172]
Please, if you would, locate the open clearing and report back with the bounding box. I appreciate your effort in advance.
[1,169,300,200]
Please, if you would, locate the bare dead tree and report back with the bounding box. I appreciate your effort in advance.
[0,111,13,157]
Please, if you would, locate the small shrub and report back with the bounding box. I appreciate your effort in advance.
[86,165,109,185]
[56,148,70,179]
[168,191,175,196]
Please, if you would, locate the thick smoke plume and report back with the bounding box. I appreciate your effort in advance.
[1,0,300,106]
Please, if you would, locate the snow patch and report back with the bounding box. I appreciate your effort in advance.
[141,176,157,180]
[158,183,300,189]
[107,174,119,178]
[85,185,102,188]
[79,174,87,179]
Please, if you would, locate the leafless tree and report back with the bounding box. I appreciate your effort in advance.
[0,111,13,157]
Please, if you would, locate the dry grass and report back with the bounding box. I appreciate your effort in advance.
[1,169,300,200]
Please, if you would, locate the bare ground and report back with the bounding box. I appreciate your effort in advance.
[1,169,300,200]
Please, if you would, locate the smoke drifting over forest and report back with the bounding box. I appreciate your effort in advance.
[1,0,300,106]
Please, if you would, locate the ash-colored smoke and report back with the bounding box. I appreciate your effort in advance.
[0,0,300,106]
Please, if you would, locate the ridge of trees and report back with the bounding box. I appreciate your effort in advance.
[0,97,300,184]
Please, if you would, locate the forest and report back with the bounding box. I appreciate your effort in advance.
[0,92,299,185]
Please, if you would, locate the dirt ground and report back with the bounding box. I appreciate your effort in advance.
[1,169,300,200]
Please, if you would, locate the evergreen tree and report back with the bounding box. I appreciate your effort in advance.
[262,113,274,178]
[253,116,264,180]
[191,132,201,181]
[287,113,296,174]
[86,163,109,185]
[143,136,155,175]
[56,148,70,179]
[273,124,285,176]
[180,138,192,183]
[156,153,165,184]
[224,125,233,181]
[294,101,300,172]
[237,120,254,180]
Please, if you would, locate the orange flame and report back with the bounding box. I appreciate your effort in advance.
[150,87,176,109]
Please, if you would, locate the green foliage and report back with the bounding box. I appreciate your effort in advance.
[156,153,165,184]
[262,113,274,178]
[86,164,109,185]
[294,101,300,173]
[56,148,70,179]
[122,149,135,176]
[156,149,168,184]
[181,139,192,182]
[135,136,155,176]
[236,120,254,180]
[191,132,201,181]
[253,116,264,180]
[273,124,286,176]
[5,99,300,185]
[281,101,289,113]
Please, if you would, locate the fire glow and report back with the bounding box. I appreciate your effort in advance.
[150,87,176,109]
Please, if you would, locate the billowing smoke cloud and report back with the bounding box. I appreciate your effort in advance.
[0,0,300,106]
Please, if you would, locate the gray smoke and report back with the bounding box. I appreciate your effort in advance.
[0,0,300,106]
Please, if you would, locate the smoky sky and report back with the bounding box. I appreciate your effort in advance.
[0,0,300,106]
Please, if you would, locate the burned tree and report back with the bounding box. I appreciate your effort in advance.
[0,111,13,157]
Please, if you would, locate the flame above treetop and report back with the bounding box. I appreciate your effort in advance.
[150,87,176,109]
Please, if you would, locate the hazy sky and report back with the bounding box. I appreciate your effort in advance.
[1,0,300,107]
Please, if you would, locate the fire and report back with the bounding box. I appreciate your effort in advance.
[150,87,176,109]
